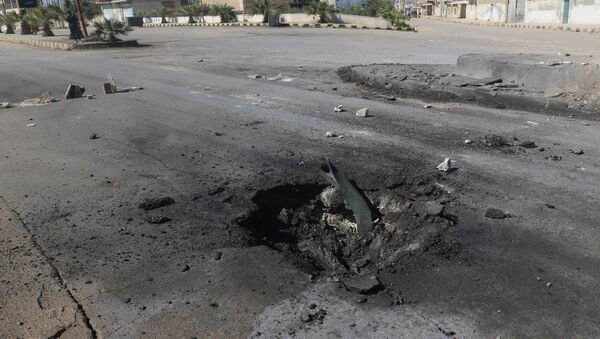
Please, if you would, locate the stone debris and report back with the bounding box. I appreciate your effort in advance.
[212,251,222,260]
[341,275,383,294]
[89,133,99,139]
[145,215,171,224]
[0,102,12,109]
[86,94,96,100]
[300,309,327,323]
[333,105,344,112]
[519,141,537,148]
[436,158,452,172]
[197,58,203,62]
[570,149,584,155]
[485,208,507,219]
[325,130,337,137]
[464,139,472,144]
[27,123,36,127]
[22,92,57,105]
[65,84,85,99]
[483,134,508,147]
[248,74,263,79]
[103,73,143,94]
[355,108,370,117]
[424,104,432,108]
[138,197,175,210]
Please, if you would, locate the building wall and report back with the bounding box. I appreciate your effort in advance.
[569,0,600,24]
[524,0,561,22]
[506,0,525,21]
[476,0,508,21]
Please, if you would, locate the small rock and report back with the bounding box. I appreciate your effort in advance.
[570,149,584,155]
[483,134,508,147]
[300,311,313,322]
[464,139,472,144]
[325,130,336,137]
[536,276,542,281]
[436,158,452,172]
[248,74,262,79]
[424,104,432,108]
[485,208,506,219]
[0,102,11,109]
[213,251,222,260]
[182,264,191,272]
[320,187,345,209]
[424,201,444,216]
[519,141,537,148]
[546,282,552,287]
[65,84,85,99]
[355,108,370,117]
[309,303,317,309]
[138,197,175,210]
[145,216,171,224]
[333,105,344,112]
[197,58,204,62]
[341,275,383,294]
[89,133,99,140]
[27,123,36,127]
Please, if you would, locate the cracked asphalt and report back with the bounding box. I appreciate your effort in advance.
[1,20,600,338]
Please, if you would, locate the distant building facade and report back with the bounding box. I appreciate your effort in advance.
[417,0,599,24]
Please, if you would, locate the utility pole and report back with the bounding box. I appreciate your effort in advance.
[74,0,88,38]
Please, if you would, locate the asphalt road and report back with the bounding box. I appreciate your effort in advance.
[1,20,599,338]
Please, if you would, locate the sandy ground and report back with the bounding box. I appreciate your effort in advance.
[1,20,600,338]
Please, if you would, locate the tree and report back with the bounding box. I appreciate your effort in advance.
[208,4,235,23]
[154,6,173,24]
[80,0,102,22]
[93,18,132,42]
[178,5,201,24]
[2,12,18,34]
[378,8,409,28]
[305,2,335,23]
[30,7,59,36]
[247,0,282,24]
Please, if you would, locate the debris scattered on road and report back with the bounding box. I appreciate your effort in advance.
[182,264,191,272]
[436,158,453,172]
[325,130,337,137]
[0,102,12,109]
[89,133,99,139]
[248,74,263,79]
[86,94,96,100]
[546,282,552,287]
[300,308,327,323]
[485,208,507,219]
[519,141,537,148]
[570,149,584,155]
[321,159,374,233]
[138,197,175,210]
[212,251,222,260]
[464,139,472,144]
[341,275,383,294]
[424,104,432,108]
[65,84,85,99]
[483,134,508,147]
[355,108,370,117]
[333,105,344,112]
[26,123,36,127]
[103,73,118,94]
[526,121,540,126]
[103,73,143,94]
[145,215,171,224]
[22,92,57,105]
[197,58,203,63]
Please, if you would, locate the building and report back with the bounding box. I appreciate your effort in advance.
[418,0,599,24]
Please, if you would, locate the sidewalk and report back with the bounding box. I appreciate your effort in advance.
[422,16,600,33]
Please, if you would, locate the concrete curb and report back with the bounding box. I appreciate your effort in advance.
[0,35,141,50]
[423,17,600,33]
[142,22,415,31]
[0,34,73,50]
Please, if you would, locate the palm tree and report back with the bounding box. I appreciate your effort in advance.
[93,18,132,42]
[2,12,18,34]
[48,3,70,28]
[12,10,33,35]
[305,2,335,23]
[154,6,173,24]
[209,4,235,23]
[179,5,201,24]
[0,14,4,33]
[247,0,282,23]
[30,7,58,36]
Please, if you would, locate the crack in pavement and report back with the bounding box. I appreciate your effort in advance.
[0,194,99,339]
